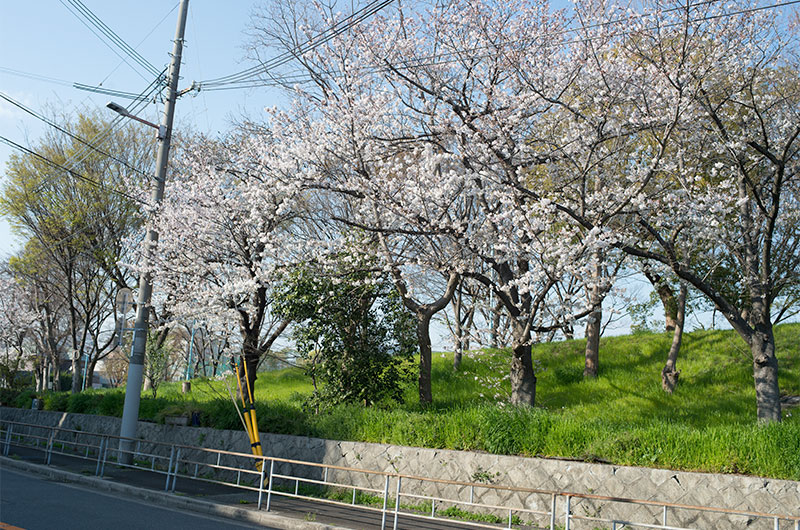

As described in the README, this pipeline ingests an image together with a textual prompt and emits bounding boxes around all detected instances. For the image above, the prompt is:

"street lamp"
[106,101,166,139]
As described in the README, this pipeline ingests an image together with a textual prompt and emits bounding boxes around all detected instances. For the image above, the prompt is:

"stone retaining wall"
[1,407,797,529]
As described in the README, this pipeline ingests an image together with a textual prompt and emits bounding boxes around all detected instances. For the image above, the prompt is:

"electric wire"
[0,92,154,180]
[196,0,389,86]
[196,0,395,89]
[72,3,179,101]
[60,0,162,79]
[0,135,145,205]
[0,67,74,87]
[1,5,177,293]
[88,1,179,91]
[195,0,800,92]
[60,70,166,177]
[1,67,167,273]
[73,82,163,101]
[1,72,164,203]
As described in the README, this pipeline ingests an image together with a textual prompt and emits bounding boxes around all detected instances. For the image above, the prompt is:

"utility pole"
[118,0,189,464]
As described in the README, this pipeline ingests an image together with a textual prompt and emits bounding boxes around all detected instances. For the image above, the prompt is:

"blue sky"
[0,0,284,257]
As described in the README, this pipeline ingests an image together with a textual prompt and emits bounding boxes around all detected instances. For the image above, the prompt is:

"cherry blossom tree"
[533,0,800,420]
[152,133,307,395]
[241,0,798,420]
[248,0,611,407]
[0,267,40,389]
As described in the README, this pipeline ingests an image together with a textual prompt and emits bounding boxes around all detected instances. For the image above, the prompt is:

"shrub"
[66,391,103,414]
[14,389,37,409]
[0,387,21,407]
[42,391,69,412]
[97,391,125,417]
[275,265,415,410]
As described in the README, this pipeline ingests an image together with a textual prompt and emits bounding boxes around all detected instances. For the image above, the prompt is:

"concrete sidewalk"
[0,444,482,530]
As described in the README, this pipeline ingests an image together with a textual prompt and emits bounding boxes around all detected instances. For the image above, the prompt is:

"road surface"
[0,467,271,530]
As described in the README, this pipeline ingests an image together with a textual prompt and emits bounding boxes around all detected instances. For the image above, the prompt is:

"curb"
[0,456,351,530]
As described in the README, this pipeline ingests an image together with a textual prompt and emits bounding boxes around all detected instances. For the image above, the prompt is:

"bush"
[14,389,37,409]
[0,387,21,407]
[97,391,125,417]
[66,391,103,414]
[58,373,72,391]
[42,392,69,412]
[276,265,416,410]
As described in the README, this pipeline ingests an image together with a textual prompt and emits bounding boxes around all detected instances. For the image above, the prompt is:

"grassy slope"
[29,324,800,479]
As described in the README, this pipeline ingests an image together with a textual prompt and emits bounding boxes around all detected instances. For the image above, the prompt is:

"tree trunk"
[584,254,603,378]
[87,359,98,389]
[34,364,44,392]
[509,321,536,406]
[417,313,433,406]
[661,284,687,393]
[751,326,781,422]
[490,300,502,348]
[50,356,61,392]
[463,307,474,352]
[642,268,678,332]
[71,355,81,393]
[583,307,601,378]
[452,292,463,371]
[240,333,260,404]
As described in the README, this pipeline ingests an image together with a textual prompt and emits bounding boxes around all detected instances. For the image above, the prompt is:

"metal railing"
[2,419,798,530]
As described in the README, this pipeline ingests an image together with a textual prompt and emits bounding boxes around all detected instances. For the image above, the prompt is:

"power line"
[73,82,164,101]
[3,71,166,265]
[60,0,162,80]
[0,66,74,87]
[196,0,799,92]
[196,0,395,89]
[61,70,166,175]
[0,134,146,205]
[0,92,155,181]
[90,1,179,90]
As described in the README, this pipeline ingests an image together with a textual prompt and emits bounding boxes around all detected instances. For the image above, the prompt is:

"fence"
[1,419,798,530]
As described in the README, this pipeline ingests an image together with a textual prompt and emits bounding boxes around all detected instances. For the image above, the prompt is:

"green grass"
[16,324,800,479]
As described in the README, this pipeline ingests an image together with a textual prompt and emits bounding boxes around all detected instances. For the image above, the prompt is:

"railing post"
[45,428,55,465]
[470,485,474,504]
[794,518,799,530]
[773,517,779,530]
[257,457,267,510]
[165,445,176,491]
[663,505,668,527]
[100,436,109,477]
[432,499,436,518]
[323,466,328,484]
[565,495,571,530]
[95,437,106,476]
[3,424,12,456]
[171,448,181,491]
[550,494,556,530]
[380,475,390,530]
[266,459,275,512]
[393,476,401,530]
[508,509,513,529]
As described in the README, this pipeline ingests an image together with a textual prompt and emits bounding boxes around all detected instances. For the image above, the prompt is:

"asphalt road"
[0,468,272,530]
